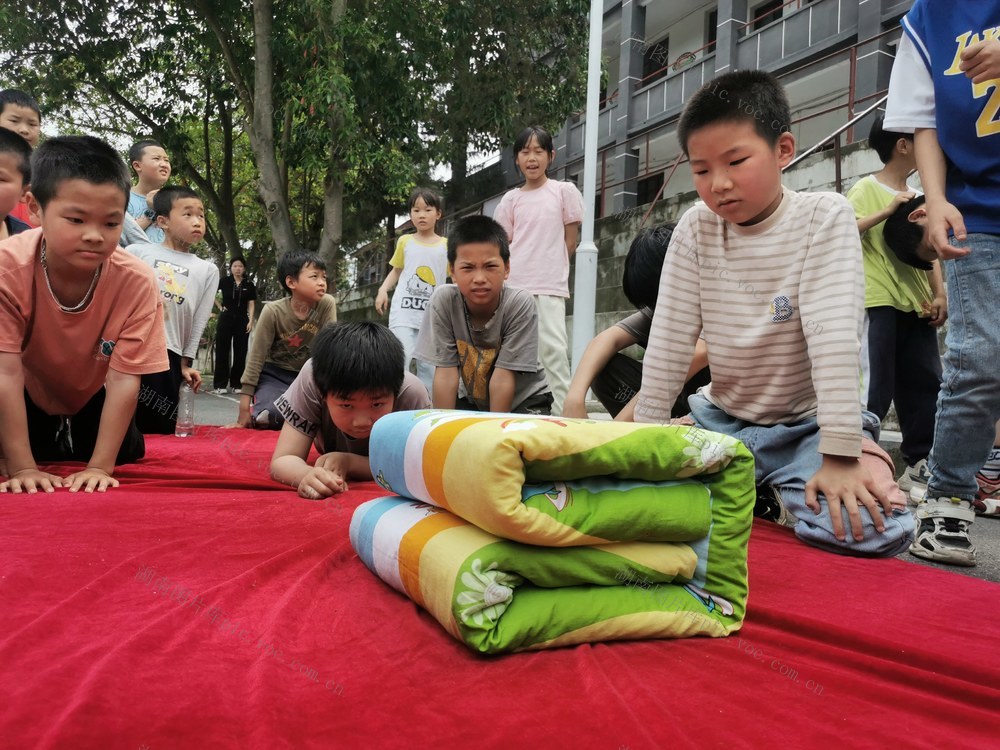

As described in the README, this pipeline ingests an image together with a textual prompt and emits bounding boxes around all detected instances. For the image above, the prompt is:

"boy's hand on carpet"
[298,466,347,499]
[64,467,119,493]
[805,456,893,542]
[1,468,64,494]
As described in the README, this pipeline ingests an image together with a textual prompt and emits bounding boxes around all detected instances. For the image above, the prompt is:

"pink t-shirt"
[493,179,583,298]
[0,228,168,415]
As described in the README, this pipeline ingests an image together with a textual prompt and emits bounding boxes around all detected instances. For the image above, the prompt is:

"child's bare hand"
[960,39,1000,84]
[925,198,969,259]
[805,455,894,542]
[297,466,348,499]
[375,289,390,315]
[64,467,119,493]
[1,468,64,494]
[921,295,948,327]
[561,396,589,419]
[888,190,917,213]
[181,365,203,393]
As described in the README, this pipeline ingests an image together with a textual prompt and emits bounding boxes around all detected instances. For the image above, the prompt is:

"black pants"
[136,350,184,435]
[863,306,942,465]
[25,388,145,465]
[214,311,250,390]
[591,353,712,419]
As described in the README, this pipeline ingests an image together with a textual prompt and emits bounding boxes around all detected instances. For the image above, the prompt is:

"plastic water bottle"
[175,382,195,437]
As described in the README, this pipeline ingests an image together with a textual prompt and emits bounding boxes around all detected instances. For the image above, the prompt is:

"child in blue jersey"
[885,1,1000,566]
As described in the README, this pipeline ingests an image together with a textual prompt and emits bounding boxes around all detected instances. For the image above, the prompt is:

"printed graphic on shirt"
[400,265,438,311]
[943,26,1000,138]
[457,340,498,402]
[284,321,320,352]
[770,295,794,322]
[93,337,117,361]
[152,260,189,308]
[274,394,318,435]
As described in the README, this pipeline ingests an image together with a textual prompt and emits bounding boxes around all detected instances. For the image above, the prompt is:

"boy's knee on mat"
[793,505,915,557]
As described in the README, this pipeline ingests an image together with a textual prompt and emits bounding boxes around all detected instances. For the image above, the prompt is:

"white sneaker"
[897,458,930,496]
[210,387,228,395]
[909,497,977,567]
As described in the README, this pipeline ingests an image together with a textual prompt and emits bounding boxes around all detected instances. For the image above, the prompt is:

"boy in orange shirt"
[0,136,167,494]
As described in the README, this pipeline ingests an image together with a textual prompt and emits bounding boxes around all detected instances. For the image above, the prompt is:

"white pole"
[571,0,603,372]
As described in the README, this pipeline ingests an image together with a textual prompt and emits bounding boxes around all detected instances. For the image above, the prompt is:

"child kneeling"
[269,321,430,499]
[0,136,167,493]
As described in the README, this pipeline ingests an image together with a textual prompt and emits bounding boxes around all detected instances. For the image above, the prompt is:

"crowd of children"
[0,0,997,570]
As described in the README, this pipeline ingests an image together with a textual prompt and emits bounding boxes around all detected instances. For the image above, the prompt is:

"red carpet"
[1,427,997,749]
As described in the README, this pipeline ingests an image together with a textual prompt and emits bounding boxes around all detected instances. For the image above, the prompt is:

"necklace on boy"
[40,242,102,313]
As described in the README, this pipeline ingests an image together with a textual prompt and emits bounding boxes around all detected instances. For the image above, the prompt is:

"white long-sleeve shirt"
[634,188,865,458]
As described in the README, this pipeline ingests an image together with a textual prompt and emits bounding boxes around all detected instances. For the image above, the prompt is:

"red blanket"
[1,428,998,748]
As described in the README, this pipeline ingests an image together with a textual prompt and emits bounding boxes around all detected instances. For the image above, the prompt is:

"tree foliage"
[0,0,589,289]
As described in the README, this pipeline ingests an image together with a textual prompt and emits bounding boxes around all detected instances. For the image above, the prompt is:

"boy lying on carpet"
[270,321,430,499]
[414,215,554,414]
[0,136,167,493]
[634,70,915,556]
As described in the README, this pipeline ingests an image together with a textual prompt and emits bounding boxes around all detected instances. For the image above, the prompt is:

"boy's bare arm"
[432,366,459,409]
[914,128,969,259]
[63,368,141,492]
[0,352,63,493]
[805,455,895,543]
[563,326,638,418]
[488,368,516,413]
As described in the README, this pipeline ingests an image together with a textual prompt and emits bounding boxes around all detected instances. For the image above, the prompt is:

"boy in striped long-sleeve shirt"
[634,71,915,556]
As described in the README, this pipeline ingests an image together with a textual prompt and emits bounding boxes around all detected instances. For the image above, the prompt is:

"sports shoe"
[897,458,930,497]
[210,387,228,395]
[754,485,796,528]
[254,409,270,428]
[909,497,977,566]
[974,471,1000,518]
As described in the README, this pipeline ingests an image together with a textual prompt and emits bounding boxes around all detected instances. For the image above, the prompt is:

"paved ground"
[190,390,1000,584]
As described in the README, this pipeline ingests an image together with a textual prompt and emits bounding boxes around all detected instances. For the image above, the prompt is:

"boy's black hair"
[29,135,131,210]
[0,89,41,119]
[446,215,509,265]
[311,321,405,399]
[513,125,555,155]
[867,115,912,165]
[678,71,790,154]
[408,187,443,212]
[883,194,932,270]
[277,249,326,293]
[0,127,32,184]
[152,185,200,216]
[622,222,676,309]
[128,139,163,169]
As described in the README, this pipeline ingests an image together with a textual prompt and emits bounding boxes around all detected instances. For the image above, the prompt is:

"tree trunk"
[447,138,469,216]
[250,0,299,260]
[316,0,347,273]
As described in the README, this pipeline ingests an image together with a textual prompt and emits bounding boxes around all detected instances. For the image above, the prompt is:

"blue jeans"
[689,393,914,557]
[927,233,1000,500]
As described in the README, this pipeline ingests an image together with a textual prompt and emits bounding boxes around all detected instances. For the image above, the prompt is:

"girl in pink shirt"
[493,126,583,413]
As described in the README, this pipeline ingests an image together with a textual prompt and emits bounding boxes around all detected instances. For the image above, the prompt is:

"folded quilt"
[354,411,756,652]
[350,496,744,654]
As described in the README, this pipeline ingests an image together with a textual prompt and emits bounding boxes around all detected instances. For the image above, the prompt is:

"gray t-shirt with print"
[413,284,550,411]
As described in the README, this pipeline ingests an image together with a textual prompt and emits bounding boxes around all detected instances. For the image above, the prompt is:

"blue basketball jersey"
[902,1,1000,234]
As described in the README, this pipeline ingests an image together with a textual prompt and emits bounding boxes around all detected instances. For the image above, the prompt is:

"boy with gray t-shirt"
[414,215,552,414]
